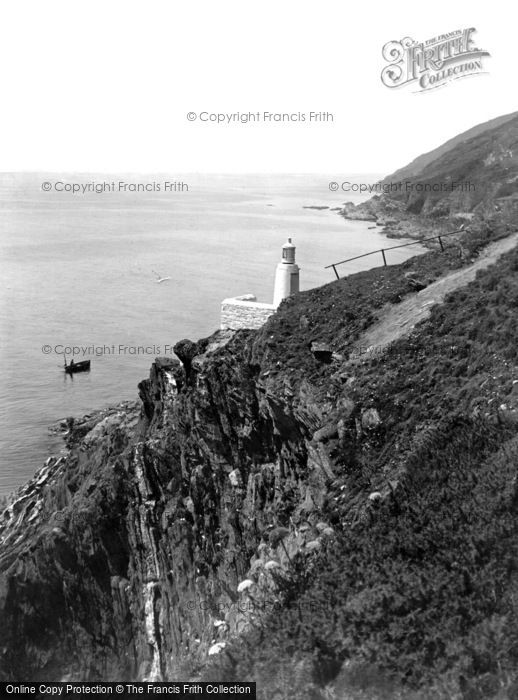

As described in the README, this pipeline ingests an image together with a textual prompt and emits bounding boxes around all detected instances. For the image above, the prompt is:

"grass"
[250,219,512,388]
[203,237,518,698]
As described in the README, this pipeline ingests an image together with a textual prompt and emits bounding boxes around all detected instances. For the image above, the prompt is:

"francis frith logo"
[381,28,490,91]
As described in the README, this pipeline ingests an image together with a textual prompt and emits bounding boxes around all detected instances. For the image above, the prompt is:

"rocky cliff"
[340,112,518,239]
[2,163,518,696]
[1,224,518,699]
[0,324,339,682]
[386,111,518,185]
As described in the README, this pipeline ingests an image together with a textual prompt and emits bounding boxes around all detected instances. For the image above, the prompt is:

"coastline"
[1,225,517,687]
[0,182,426,498]
[337,193,474,242]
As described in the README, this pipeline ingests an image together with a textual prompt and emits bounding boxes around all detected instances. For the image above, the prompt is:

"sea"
[0,173,426,496]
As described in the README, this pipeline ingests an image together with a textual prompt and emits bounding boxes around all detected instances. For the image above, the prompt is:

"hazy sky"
[0,0,514,175]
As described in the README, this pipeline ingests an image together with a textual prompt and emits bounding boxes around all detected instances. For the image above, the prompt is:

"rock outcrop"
[1,233,518,697]
[0,329,338,681]
[339,113,518,239]
[3,112,518,693]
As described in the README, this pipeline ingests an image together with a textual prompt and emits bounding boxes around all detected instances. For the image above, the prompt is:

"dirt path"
[350,232,518,358]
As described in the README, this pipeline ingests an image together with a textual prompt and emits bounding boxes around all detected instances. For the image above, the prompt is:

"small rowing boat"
[64,359,91,374]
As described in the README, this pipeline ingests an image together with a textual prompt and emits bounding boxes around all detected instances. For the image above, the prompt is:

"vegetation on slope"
[251,219,510,386]
[380,113,518,218]
[340,113,518,234]
[205,237,518,698]
[382,111,518,185]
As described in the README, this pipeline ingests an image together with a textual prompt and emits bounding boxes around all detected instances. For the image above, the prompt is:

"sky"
[0,0,514,175]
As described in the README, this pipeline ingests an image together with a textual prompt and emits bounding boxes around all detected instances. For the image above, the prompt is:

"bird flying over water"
[152,270,172,283]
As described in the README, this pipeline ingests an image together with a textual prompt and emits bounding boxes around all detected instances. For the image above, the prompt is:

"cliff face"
[2,220,518,695]
[340,113,518,237]
[0,330,334,681]
[387,113,518,218]
[385,111,518,185]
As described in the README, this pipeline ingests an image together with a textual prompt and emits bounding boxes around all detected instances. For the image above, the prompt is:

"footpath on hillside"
[349,231,518,359]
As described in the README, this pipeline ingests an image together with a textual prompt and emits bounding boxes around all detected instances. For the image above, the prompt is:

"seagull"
[152,270,172,284]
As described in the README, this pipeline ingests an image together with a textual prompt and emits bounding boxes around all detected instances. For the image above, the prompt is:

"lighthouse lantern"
[281,238,296,263]
[273,238,300,307]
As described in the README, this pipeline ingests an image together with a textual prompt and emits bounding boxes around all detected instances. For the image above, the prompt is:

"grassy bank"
[206,233,518,699]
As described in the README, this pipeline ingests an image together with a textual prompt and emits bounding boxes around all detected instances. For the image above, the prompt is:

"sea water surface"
[0,173,425,495]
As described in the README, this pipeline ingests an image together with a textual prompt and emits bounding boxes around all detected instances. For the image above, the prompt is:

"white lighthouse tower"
[220,238,301,330]
[273,238,300,307]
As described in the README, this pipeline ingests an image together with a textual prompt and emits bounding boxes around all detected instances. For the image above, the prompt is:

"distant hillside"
[383,112,518,217]
[2,112,518,699]
[341,111,518,237]
[383,111,518,184]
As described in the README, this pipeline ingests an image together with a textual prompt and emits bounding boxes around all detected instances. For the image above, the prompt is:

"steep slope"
[354,231,518,353]
[385,111,518,183]
[340,112,518,237]
[205,235,518,699]
[0,225,517,699]
[391,113,518,217]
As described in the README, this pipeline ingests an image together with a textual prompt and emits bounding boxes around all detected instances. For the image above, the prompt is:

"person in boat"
[70,359,74,368]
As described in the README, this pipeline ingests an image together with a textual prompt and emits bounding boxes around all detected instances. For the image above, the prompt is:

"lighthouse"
[273,238,300,307]
[220,238,300,330]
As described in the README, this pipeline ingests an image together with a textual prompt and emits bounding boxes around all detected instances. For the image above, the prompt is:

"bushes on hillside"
[206,245,518,698]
